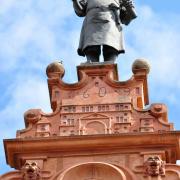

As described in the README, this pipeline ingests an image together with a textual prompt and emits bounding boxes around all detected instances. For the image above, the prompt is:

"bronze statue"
[72,0,137,63]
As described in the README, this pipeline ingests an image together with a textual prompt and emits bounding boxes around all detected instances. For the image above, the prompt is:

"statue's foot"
[104,54,118,62]
[91,59,99,63]
[86,55,99,63]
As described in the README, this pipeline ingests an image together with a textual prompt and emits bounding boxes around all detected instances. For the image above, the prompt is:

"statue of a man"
[72,0,137,63]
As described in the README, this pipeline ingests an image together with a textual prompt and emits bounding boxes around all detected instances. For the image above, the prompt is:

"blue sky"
[0,0,180,174]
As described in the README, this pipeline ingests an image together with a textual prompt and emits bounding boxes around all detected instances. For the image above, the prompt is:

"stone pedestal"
[1,61,180,180]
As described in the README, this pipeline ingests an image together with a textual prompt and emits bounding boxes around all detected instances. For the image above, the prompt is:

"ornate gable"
[2,61,180,180]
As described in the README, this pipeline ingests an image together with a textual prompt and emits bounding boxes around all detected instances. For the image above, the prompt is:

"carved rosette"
[144,156,165,177]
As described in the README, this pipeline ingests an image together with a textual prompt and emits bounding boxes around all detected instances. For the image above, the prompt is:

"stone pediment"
[81,113,110,120]
[16,64,174,139]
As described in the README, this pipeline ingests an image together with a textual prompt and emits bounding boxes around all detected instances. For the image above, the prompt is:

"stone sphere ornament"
[132,59,150,74]
[46,61,65,78]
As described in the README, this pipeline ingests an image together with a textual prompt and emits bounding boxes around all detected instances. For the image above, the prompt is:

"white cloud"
[0,0,16,14]
[0,72,52,173]
[0,74,51,138]
[141,6,179,85]
[0,0,76,72]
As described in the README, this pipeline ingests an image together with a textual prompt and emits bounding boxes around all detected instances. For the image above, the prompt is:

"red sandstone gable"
[1,60,180,180]
[18,62,173,138]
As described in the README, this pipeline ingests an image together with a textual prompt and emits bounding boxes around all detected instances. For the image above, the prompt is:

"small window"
[136,87,140,95]
[125,105,128,109]
[68,107,71,113]
[102,106,105,111]
[67,119,71,125]
[114,131,119,134]
[82,107,85,112]
[106,105,109,111]
[70,130,75,135]
[120,104,123,109]
[55,91,59,98]
[116,117,119,123]
[120,117,123,122]
[86,106,89,112]
[90,106,93,112]
[71,119,74,125]
[115,105,119,111]
[73,106,76,112]
[40,133,45,137]
[41,125,46,131]
[67,119,74,125]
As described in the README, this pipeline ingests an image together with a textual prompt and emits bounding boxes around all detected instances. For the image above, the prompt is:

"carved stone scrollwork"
[83,90,89,98]
[150,104,167,120]
[21,162,41,180]
[144,156,165,177]
[24,109,41,127]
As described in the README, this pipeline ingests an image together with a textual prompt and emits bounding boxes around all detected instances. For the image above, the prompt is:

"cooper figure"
[72,0,137,63]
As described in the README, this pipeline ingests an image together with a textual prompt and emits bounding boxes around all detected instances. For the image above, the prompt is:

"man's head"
[22,162,40,180]
[144,156,165,177]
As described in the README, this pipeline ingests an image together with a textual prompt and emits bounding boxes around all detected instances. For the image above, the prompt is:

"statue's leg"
[84,45,101,62]
[103,45,119,62]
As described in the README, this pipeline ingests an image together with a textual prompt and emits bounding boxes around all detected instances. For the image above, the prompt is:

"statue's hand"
[77,0,87,10]
[73,0,87,17]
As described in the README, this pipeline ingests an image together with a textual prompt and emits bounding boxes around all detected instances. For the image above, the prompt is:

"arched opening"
[57,162,127,180]
[85,121,106,135]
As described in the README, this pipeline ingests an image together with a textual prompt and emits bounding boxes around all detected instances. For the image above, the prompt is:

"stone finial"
[21,162,41,180]
[132,59,150,74]
[144,156,165,177]
[46,61,65,78]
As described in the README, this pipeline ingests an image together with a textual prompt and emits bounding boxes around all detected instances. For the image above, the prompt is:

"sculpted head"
[22,162,40,180]
[144,156,165,177]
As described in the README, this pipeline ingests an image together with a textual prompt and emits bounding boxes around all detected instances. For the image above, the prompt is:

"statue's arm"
[72,0,87,17]
[120,0,137,25]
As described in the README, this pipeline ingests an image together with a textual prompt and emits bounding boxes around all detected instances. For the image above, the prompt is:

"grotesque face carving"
[22,162,40,180]
[144,156,165,177]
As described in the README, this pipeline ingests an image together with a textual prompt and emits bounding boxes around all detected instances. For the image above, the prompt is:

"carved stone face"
[22,162,40,180]
[144,156,165,177]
